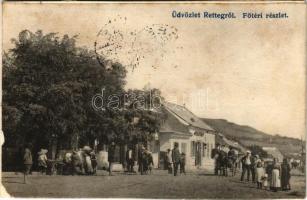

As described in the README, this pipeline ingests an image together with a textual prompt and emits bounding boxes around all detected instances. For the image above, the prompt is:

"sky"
[2,2,306,139]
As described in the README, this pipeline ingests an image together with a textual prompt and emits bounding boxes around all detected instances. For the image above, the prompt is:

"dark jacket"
[23,148,33,165]
[211,148,220,159]
[146,153,154,166]
[218,150,227,163]
[180,154,186,165]
[108,145,116,162]
[250,156,257,168]
[172,148,181,163]
[228,149,236,157]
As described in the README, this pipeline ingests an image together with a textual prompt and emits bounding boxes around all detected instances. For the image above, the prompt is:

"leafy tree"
[3,30,164,154]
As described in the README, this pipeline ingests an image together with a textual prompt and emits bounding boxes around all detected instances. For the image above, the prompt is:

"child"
[256,161,264,189]
[262,173,269,190]
[90,151,97,175]
[180,153,186,175]
[147,151,154,174]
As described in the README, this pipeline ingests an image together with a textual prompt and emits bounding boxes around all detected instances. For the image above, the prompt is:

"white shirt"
[245,156,251,165]
[167,151,172,163]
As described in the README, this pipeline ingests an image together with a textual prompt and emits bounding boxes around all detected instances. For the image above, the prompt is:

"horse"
[217,153,239,177]
[218,151,228,177]
[227,156,238,177]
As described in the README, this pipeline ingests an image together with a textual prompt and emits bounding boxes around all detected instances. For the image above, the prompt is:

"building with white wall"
[150,102,216,171]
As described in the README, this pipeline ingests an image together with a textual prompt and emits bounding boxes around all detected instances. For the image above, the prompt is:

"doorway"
[195,142,202,166]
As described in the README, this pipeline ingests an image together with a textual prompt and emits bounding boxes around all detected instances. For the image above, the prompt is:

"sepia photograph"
[1,2,306,199]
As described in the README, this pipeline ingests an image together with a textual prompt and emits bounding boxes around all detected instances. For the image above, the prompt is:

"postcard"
[1,2,306,199]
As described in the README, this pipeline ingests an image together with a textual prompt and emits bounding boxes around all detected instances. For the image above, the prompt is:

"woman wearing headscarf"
[72,150,84,175]
[83,146,93,175]
[37,149,48,174]
[23,143,33,175]
[281,158,291,191]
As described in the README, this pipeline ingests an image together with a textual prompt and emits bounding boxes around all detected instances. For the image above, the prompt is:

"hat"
[246,150,251,154]
[82,146,92,152]
[38,149,48,155]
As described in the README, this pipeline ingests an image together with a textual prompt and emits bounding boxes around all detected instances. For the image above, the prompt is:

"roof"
[163,101,215,131]
[159,106,191,135]
[216,133,247,153]
[262,147,284,159]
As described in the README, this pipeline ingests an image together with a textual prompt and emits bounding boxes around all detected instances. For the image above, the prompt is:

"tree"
[3,30,164,155]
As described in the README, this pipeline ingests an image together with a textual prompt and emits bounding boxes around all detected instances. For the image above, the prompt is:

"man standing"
[166,149,173,174]
[250,154,257,183]
[211,143,221,175]
[138,145,145,175]
[126,146,134,173]
[219,146,228,176]
[241,151,252,181]
[108,142,116,176]
[172,143,180,176]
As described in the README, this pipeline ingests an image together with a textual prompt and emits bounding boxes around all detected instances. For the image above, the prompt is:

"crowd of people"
[21,142,292,193]
[211,143,292,192]
[242,151,291,192]
[165,143,186,176]
[22,144,99,176]
[21,142,157,177]
[108,142,154,175]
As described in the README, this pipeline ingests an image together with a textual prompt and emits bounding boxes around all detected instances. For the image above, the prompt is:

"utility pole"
[301,135,305,173]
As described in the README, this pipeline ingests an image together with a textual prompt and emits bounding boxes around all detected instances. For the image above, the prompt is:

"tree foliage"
[3,30,164,150]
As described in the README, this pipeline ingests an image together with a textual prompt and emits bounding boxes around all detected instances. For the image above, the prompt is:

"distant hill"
[201,118,304,157]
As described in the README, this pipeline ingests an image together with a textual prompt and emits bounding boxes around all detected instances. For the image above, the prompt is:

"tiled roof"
[163,101,215,131]
[160,105,191,135]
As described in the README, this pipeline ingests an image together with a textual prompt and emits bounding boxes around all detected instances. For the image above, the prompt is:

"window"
[202,143,206,157]
[174,142,179,149]
[181,143,187,154]
[207,143,210,157]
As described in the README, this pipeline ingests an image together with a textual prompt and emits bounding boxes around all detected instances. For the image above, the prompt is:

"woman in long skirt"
[281,158,291,191]
[271,162,281,192]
